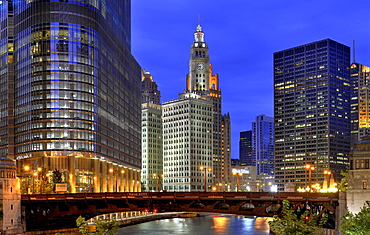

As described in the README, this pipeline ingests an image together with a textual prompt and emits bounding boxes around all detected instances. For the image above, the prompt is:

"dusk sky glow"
[131,0,370,158]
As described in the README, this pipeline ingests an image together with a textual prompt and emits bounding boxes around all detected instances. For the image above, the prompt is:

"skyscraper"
[162,23,230,192]
[252,115,274,176]
[141,71,163,191]
[162,93,213,191]
[185,24,228,188]
[3,1,142,193]
[274,39,351,191]
[239,131,252,165]
[142,70,161,105]
[350,63,370,147]
[221,113,232,190]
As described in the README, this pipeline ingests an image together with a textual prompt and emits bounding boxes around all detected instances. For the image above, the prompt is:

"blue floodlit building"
[0,0,142,193]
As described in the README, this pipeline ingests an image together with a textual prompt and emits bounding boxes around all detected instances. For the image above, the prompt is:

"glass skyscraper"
[1,0,141,193]
[239,130,252,165]
[252,115,274,176]
[274,39,350,191]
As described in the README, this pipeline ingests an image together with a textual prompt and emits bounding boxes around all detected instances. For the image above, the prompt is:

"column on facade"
[93,158,100,193]
[108,163,114,192]
[101,161,107,192]
[129,169,134,192]
[125,167,129,192]
[134,170,139,192]
[68,155,76,193]
[120,167,127,192]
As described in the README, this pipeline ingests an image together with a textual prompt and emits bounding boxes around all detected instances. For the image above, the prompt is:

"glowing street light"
[24,165,30,172]
[199,166,212,192]
[305,164,315,192]
[153,173,163,192]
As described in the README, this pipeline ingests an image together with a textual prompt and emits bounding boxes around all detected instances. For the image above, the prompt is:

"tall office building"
[185,24,229,188]
[141,71,163,192]
[1,1,142,193]
[350,63,370,147]
[252,115,274,176]
[162,93,213,191]
[142,70,161,105]
[274,39,351,191]
[162,24,229,191]
[239,131,253,165]
[221,113,231,190]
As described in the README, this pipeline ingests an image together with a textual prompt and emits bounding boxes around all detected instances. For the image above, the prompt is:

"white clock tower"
[185,23,228,191]
[186,24,219,94]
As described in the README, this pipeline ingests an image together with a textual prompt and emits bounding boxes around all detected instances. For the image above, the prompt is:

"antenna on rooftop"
[352,39,356,63]
[198,14,201,25]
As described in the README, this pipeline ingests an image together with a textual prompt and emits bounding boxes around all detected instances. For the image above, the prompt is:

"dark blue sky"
[131,0,370,158]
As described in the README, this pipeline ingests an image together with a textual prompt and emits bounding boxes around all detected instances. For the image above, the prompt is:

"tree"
[76,216,119,235]
[50,170,63,192]
[339,201,370,235]
[337,168,348,192]
[268,200,327,235]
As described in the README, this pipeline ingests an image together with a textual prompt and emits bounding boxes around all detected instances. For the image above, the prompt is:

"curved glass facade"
[0,0,141,193]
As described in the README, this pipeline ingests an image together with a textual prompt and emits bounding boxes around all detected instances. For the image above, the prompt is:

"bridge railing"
[22,191,340,201]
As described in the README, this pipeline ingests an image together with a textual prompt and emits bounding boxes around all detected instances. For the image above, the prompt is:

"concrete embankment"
[25,212,179,235]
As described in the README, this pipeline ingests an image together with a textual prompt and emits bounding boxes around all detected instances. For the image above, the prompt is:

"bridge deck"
[21,192,339,231]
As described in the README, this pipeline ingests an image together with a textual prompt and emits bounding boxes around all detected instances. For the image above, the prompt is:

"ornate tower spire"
[186,21,220,95]
[186,22,209,93]
[194,22,205,43]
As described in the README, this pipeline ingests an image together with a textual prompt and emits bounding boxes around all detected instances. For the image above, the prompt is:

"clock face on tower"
[196,62,205,71]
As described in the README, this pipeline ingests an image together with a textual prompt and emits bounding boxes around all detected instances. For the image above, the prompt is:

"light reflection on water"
[118,214,273,235]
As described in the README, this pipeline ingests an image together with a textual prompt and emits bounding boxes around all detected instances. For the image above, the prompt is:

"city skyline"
[131,0,370,158]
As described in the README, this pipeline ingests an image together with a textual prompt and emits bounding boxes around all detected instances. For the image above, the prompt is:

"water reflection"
[212,216,228,234]
[118,214,273,235]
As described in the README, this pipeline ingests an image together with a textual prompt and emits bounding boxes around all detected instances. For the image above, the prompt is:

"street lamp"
[37,167,43,193]
[109,168,125,192]
[199,166,212,192]
[323,170,332,192]
[32,172,38,194]
[305,164,315,192]
[232,171,243,192]
[152,173,163,192]
[22,165,31,194]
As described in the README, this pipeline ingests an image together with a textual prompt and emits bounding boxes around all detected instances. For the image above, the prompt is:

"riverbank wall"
[24,212,179,235]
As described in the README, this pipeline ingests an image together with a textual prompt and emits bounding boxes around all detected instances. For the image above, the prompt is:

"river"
[118,213,273,235]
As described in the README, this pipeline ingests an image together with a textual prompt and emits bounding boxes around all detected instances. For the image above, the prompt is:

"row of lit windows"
[16,142,94,153]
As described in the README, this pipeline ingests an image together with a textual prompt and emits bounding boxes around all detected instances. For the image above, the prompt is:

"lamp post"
[23,165,30,194]
[24,165,45,194]
[152,173,163,192]
[232,171,243,192]
[37,167,43,194]
[323,170,331,192]
[199,166,212,192]
[305,164,315,192]
[32,172,38,194]
[109,168,125,192]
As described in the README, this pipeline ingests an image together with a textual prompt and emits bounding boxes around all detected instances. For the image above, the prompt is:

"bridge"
[21,191,341,231]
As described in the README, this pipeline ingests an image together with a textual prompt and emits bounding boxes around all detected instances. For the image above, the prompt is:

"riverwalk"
[25,211,179,235]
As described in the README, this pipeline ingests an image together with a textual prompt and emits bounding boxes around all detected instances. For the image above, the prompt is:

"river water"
[118,213,273,235]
